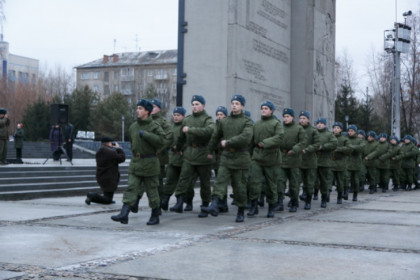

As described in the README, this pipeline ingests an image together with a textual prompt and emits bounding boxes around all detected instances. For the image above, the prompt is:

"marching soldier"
[364,131,380,194]
[169,95,215,217]
[315,118,337,208]
[357,129,368,191]
[346,125,365,201]
[377,133,393,192]
[247,100,283,218]
[388,136,402,191]
[111,99,165,225]
[393,135,419,190]
[202,94,253,222]
[214,106,229,213]
[332,122,350,204]
[278,108,307,212]
[299,110,319,210]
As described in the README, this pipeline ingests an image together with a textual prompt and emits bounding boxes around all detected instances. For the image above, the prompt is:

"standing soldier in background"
[111,99,165,226]
[298,110,319,210]
[346,125,365,201]
[315,118,337,208]
[0,108,10,165]
[169,95,215,217]
[214,106,229,213]
[151,98,173,200]
[331,122,350,204]
[278,108,307,212]
[393,135,419,191]
[388,136,402,191]
[202,95,253,222]
[364,131,380,194]
[377,133,393,192]
[14,123,24,160]
[247,100,283,218]
[357,130,367,191]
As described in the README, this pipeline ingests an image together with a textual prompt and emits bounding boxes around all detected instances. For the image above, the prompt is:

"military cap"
[136,99,154,112]
[389,135,399,142]
[231,94,246,106]
[0,108,6,114]
[299,110,311,119]
[261,100,276,111]
[357,129,366,137]
[151,98,162,108]
[100,136,113,143]
[368,130,377,138]
[191,95,206,105]
[348,124,357,132]
[333,122,343,129]
[173,106,186,116]
[316,117,327,125]
[216,106,228,117]
[378,133,388,139]
[282,108,295,117]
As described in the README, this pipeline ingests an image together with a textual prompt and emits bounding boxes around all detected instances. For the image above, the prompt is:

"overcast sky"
[2,0,419,95]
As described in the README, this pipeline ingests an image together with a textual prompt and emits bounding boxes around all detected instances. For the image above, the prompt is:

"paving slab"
[93,239,420,280]
[0,271,25,280]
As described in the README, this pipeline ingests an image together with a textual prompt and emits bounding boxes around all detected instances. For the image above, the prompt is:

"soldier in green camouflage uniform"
[364,131,380,194]
[388,136,402,191]
[278,108,307,212]
[151,98,173,199]
[376,133,393,192]
[393,135,419,190]
[332,122,350,204]
[202,95,253,222]
[247,100,283,218]
[169,95,215,217]
[111,99,165,226]
[357,130,368,191]
[298,110,319,210]
[346,125,365,201]
[315,118,337,208]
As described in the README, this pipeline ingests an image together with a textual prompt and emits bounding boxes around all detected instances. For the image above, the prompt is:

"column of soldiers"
[110,96,420,226]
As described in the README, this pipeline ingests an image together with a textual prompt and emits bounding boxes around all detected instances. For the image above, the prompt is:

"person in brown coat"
[85,136,126,205]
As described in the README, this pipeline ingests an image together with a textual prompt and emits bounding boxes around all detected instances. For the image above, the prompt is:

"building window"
[93,85,99,92]
[104,72,109,82]
[104,85,110,95]
[148,70,154,76]
[93,72,99,79]
[173,68,177,76]
[81,72,90,80]
[114,85,119,92]
[114,71,119,79]
[122,68,133,76]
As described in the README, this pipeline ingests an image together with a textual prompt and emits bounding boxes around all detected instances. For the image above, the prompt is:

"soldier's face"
[283,114,293,124]
[136,106,149,119]
[216,112,226,120]
[231,101,244,114]
[405,138,411,144]
[390,139,397,145]
[260,106,272,117]
[368,136,375,141]
[152,105,160,115]
[299,116,309,126]
[358,134,365,139]
[192,101,204,113]
[348,129,356,137]
[316,122,326,130]
[333,126,342,135]
[173,113,184,123]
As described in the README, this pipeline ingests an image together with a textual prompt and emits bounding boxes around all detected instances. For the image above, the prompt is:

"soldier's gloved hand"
[139,130,145,137]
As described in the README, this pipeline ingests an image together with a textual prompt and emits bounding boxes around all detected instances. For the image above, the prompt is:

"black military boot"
[130,195,141,213]
[320,194,327,208]
[304,195,312,210]
[289,199,298,212]
[202,196,220,216]
[407,184,413,191]
[392,185,399,191]
[352,192,358,201]
[247,199,259,217]
[160,194,170,211]
[111,204,130,224]
[169,195,184,213]
[369,185,375,194]
[219,195,229,213]
[258,192,265,207]
[274,194,284,212]
[337,192,343,204]
[86,192,114,204]
[267,204,275,218]
[313,189,319,200]
[235,207,245,223]
[198,202,209,218]
[184,198,193,211]
[146,208,160,225]
[343,188,349,200]
[359,182,365,192]
[299,190,307,202]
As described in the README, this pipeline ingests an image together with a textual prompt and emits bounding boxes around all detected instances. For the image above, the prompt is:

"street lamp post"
[384,11,412,139]
[121,115,125,143]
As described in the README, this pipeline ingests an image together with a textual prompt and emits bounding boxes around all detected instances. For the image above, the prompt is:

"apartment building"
[75,50,177,113]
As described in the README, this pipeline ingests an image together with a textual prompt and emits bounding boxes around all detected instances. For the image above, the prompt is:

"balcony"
[154,74,168,80]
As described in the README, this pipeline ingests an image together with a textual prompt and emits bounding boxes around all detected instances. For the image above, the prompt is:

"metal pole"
[392,23,401,139]
[121,115,125,142]
[176,0,187,106]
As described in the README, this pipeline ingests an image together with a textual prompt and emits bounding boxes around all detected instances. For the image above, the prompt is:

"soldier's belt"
[190,143,207,148]
[134,153,157,159]
[225,147,248,153]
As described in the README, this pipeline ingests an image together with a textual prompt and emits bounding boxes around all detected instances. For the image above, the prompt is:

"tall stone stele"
[179,0,335,122]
